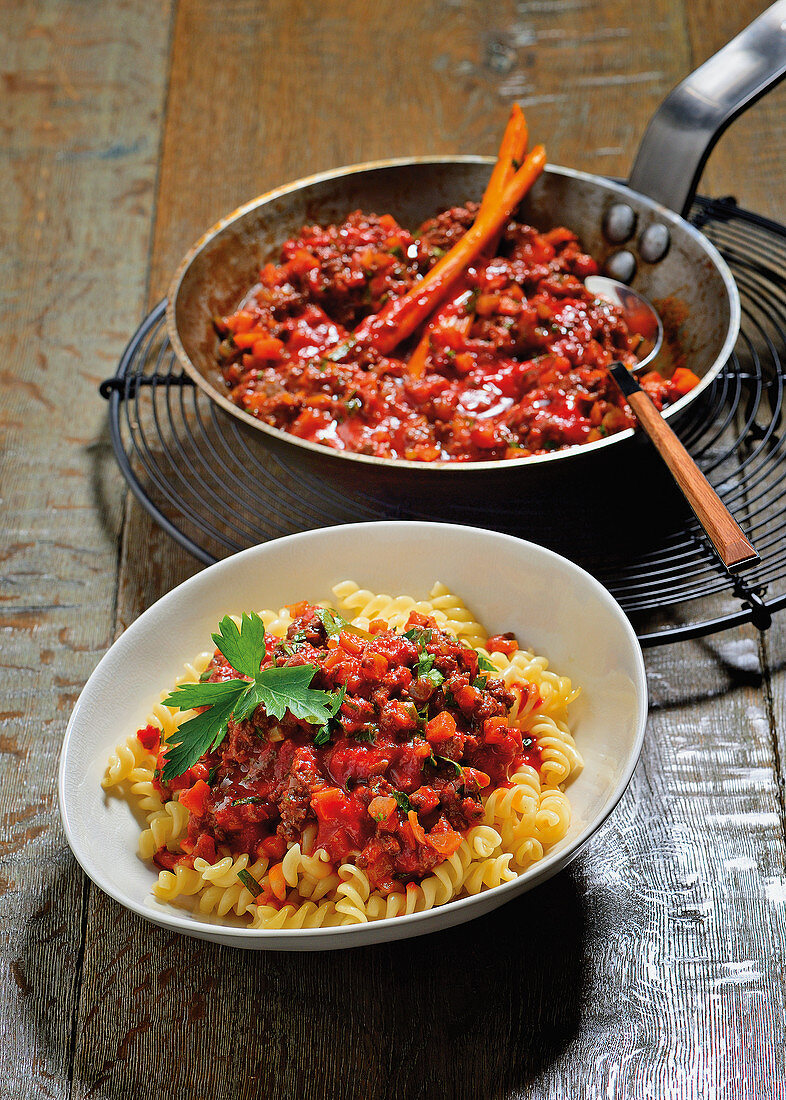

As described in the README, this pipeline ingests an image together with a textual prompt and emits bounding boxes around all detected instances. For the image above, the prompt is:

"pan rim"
[166,157,741,475]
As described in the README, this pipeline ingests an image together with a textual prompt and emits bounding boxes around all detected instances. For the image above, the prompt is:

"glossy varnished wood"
[3,2,786,1098]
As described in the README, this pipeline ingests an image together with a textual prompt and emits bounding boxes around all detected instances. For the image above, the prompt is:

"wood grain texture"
[0,1,173,1097]
[4,0,786,1097]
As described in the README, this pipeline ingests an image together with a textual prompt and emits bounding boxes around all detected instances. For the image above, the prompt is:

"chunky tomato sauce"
[215,205,698,461]
[145,606,541,894]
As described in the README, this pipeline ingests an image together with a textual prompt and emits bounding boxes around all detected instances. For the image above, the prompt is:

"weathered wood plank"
[0,0,778,1097]
[0,1,173,1097]
[61,2,786,1099]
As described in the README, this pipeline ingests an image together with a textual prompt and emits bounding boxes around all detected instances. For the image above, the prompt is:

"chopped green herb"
[392,790,414,814]
[313,682,347,747]
[199,666,214,682]
[351,727,377,744]
[237,869,264,896]
[160,612,344,782]
[207,765,219,786]
[427,754,464,778]
[325,337,357,362]
[464,287,480,315]
[477,654,496,672]
[389,244,404,259]
[231,796,263,806]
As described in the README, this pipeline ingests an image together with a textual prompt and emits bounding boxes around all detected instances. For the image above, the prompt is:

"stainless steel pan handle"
[628,1,786,216]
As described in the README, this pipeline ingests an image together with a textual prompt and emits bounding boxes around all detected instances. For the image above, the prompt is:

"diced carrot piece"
[369,796,397,824]
[487,633,519,656]
[339,630,365,656]
[671,367,701,395]
[267,862,288,902]
[428,827,463,857]
[251,336,285,361]
[425,712,457,744]
[408,810,429,846]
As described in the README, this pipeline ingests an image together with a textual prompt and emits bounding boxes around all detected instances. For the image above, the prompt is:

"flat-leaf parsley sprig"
[160,612,344,783]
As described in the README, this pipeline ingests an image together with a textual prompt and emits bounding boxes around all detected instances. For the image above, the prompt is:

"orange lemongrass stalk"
[407,105,529,377]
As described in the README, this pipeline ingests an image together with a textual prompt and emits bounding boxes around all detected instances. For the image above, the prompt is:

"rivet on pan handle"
[628,2,786,217]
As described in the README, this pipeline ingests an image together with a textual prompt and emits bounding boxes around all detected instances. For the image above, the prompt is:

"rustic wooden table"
[3,2,786,1097]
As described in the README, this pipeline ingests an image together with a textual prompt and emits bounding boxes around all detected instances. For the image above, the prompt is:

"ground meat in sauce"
[152,605,541,893]
[214,204,697,463]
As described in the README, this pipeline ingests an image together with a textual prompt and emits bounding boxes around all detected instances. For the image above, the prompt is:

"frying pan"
[167,4,786,504]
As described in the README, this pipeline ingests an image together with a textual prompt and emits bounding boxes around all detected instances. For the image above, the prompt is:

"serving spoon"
[586,276,758,570]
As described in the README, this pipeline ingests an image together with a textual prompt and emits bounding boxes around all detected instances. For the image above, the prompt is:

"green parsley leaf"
[392,790,413,814]
[161,692,240,783]
[254,664,337,723]
[162,678,248,711]
[231,796,263,806]
[315,607,373,641]
[160,612,345,782]
[212,613,267,679]
[472,674,488,689]
[207,765,219,785]
[477,654,496,672]
[237,869,264,896]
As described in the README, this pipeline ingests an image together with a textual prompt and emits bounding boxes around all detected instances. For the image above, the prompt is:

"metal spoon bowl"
[584,275,664,370]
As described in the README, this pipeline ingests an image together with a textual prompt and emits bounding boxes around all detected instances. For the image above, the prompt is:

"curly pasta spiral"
[102,734,155,789]
[153,864,203,903]
[335,864,372,923]
[249,900,347,929]
[138,800,190,860]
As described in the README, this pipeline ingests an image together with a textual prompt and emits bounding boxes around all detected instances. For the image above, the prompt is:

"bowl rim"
[165,155,740,475]
[59,520,649,945]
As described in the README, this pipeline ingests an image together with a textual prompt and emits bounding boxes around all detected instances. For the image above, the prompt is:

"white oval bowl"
[59,522,647,950]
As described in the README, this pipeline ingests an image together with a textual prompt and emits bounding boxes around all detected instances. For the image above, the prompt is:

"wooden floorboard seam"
[142,0,178,317]
[759,630,786,832]
[66,874,92,1099]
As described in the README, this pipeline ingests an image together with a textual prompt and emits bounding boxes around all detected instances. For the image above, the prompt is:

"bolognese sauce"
[147,604,541,895]
[214,205,698,462]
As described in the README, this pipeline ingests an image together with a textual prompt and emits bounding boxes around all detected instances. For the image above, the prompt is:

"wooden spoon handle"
[610,365,758,570]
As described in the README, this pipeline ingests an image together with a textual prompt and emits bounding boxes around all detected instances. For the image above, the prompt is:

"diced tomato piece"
[136,724,160,752]
[179,779,210,817]
[338,630,364,656]
[260,834,287,861]
[192,833,217,864]
[152,847,181,871]
[368,619,389,634]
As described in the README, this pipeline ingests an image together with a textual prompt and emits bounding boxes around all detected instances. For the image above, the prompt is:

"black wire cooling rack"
[101,197,786,646]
